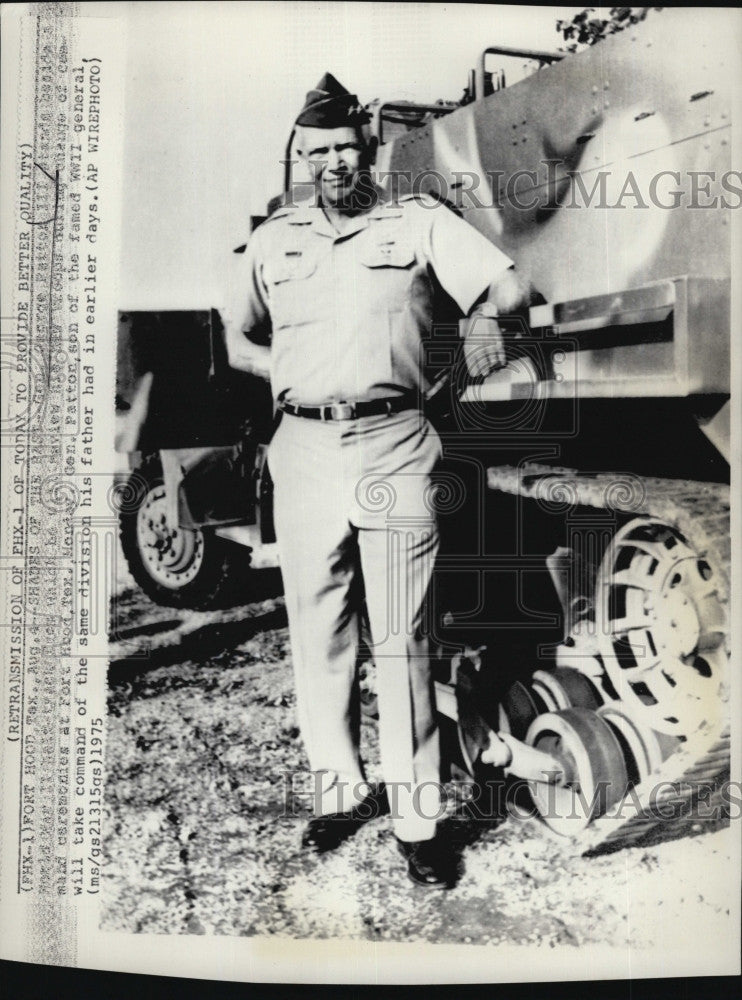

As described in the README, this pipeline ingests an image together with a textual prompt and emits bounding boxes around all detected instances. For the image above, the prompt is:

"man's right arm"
[225,326,271,380]
[223,227,272,381]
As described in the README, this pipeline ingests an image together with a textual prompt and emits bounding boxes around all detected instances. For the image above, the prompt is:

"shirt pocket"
[357,240,417,388]
[358,237,416,319]
[265,250,318,330]
[359,240,416,271]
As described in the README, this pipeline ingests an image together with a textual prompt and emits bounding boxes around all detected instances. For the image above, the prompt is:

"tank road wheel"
[531,671,564,712]
[525,708,629,836]
[595,518,727,738]
[499,667,602,740]
[532,668,602,713]
[119,457,237,609]
[498,680,542,740]
[597,704,674,787]
[551,667,603,710]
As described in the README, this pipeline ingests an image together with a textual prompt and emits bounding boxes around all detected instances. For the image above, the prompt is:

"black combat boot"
[395,833,457,890]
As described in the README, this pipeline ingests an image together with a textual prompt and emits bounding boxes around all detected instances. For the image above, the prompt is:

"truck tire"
[119,455,242,609]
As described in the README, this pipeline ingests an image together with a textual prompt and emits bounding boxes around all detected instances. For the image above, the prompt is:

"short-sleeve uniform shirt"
[227,194,513,405]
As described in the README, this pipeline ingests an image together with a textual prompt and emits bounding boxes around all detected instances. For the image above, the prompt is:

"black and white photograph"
[1,1,740,985]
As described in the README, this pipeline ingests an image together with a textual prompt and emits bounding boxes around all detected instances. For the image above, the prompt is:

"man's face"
[300,125,368,208]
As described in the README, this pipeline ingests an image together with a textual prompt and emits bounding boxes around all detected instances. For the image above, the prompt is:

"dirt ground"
[102,564,736,952]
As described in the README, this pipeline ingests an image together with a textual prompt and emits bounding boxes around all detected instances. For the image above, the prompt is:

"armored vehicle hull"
[116,9,734,849]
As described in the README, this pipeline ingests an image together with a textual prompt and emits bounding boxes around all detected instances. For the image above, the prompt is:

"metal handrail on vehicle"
[475,45,564,100]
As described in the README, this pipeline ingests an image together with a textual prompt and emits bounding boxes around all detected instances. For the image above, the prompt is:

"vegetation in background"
[557,6,664,52]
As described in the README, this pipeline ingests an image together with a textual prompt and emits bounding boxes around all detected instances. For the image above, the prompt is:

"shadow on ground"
[109,603,288,682]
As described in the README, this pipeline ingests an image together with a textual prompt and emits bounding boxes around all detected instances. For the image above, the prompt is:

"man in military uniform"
[226,74,520,889]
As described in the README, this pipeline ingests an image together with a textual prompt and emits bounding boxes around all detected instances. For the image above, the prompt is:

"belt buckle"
[327,401,355,421]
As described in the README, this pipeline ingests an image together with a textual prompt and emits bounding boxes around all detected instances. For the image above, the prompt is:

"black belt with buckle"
[278,394,418,421]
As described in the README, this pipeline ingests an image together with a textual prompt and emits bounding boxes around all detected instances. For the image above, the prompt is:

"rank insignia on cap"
[295,72,370,128]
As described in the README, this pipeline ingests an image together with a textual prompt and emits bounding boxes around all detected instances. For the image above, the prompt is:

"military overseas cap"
[295,72,370,128]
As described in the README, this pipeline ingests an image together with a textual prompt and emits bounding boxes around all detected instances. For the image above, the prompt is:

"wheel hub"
[657,568,700,661]
[137,485,205,588]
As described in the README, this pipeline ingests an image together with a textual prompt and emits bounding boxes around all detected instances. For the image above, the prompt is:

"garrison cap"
[295,72,370,128]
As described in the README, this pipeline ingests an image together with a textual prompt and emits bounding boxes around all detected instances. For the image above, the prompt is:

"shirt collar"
[276,182,394,240]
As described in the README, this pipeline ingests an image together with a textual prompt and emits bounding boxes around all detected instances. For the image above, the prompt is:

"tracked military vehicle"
[116,8,734,851]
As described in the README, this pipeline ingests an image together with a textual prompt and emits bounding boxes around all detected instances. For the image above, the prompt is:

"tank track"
[486,463,731,855]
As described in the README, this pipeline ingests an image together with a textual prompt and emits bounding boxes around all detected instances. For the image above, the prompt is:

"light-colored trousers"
[269,409,442,842]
